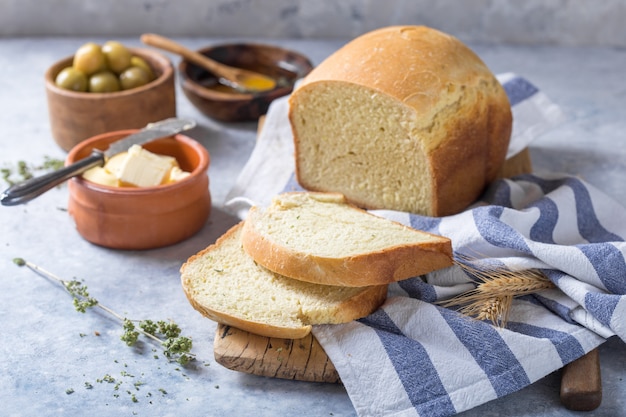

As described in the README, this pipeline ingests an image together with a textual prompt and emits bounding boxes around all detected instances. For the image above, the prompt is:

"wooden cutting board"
[214,323,339,383]
[212,122,601,409]
[214,322,601,410]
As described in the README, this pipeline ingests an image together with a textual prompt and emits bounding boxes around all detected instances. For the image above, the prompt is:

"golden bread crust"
[241,192,453,287]
[289,26,512,216]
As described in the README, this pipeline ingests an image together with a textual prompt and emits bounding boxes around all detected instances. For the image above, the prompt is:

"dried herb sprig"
[438,255,555,327]
[14,258,195,365]
[2,156,64,186]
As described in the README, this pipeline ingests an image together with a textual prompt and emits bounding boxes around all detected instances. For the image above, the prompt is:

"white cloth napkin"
[225,74,626,417]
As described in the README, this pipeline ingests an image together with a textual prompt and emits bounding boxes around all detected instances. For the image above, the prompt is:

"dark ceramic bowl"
[179,43,313,122]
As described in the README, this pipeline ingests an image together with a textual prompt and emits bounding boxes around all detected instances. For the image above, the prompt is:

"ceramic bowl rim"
[65,128,210,195]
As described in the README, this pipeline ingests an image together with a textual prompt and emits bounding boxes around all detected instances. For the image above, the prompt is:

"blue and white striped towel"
[225,74,626,416]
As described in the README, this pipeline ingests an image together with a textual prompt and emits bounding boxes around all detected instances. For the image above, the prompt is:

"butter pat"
[166,166,191,183]
[82,166,120,187]
[82,145,191,188]
[118,145,178,187]
[103,152,128,178]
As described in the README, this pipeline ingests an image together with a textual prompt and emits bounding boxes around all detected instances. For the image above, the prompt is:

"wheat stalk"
[438,255,555,327]
[463,295,513,326]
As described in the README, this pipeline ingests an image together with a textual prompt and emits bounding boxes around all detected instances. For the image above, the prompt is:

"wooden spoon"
[140,33,276,93]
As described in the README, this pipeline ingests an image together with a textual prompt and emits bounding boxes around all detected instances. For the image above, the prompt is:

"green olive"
[73,42,106,76]
[102,40,132,74]
[55,66,88,92]
[88,71,121,93]
[129,56,155,81]
[119,66,150,90]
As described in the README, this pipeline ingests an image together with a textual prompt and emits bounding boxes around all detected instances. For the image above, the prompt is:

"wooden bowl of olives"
[178,43,314,122]
[45,41,176,152]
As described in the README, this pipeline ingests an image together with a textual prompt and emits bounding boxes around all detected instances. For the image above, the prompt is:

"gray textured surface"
[1,0,626,47]
[0,36,625,416]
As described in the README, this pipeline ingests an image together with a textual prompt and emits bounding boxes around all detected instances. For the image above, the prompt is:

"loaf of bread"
[242,192,453,287]
[288,25,512,216]
[180,222,388,339]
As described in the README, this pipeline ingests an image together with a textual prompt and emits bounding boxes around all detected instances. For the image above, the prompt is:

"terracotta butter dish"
[66,129,211,250]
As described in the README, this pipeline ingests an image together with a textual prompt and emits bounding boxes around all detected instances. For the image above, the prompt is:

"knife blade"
[0,117,197,206]
[103,118,196,158]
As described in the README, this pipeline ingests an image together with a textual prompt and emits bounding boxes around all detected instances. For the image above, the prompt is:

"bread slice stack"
[181,192,453,339]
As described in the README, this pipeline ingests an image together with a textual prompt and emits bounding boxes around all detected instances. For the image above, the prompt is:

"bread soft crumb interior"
[258,192,433,257]
[181,225,376,328]
[291,82,433,213]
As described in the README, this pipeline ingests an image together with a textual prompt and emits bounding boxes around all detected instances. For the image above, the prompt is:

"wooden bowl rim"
[178,41,313,101]
[45,47,174,98]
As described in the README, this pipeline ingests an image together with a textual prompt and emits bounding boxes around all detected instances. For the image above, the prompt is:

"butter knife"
[0,117,197,206]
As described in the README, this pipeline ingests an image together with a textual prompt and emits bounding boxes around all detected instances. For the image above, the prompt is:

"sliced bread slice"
[241,192,453,287]
[180,222,388,339]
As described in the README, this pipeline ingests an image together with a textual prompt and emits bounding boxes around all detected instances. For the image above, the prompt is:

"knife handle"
[0,150,105,206]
